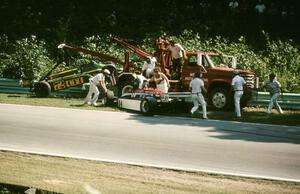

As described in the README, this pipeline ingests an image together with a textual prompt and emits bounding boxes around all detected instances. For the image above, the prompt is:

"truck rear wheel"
[140,97,157,116]
[209,87,232,110]
[34,81,51,97]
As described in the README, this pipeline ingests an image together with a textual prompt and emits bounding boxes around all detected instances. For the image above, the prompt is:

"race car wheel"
[102,90,115,106]
[140,97,157,116]
[34,81,51,97]
[118,81,134,97]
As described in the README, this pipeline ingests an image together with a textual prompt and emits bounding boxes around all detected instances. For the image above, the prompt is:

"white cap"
[103,69,110,75]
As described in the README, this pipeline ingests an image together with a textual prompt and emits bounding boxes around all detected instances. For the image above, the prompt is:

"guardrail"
[1,78,300,109]
[248,92,300,110]
[0,78,86,97]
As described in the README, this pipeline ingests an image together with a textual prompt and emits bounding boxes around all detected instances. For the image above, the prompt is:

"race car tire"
[34,81,51,97]
[102,90,115,106]
[118,81,134,97]
[140,97,157,116]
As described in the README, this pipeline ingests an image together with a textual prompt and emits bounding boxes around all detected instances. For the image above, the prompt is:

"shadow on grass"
[70,103,86,107]
[7,94,22,98]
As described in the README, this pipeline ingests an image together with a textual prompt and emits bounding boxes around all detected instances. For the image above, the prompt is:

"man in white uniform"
[189,72,207,119]
[142,56,157,78]
[133,72,147,90]
[149,67,170,94]
[84,69,110,106]
[169,39,186,79]
[264,73,283,114]
[231,69,246,118]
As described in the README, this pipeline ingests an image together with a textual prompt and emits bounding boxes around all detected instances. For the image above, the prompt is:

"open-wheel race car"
[118,86,192,116]
[32,61,116,98]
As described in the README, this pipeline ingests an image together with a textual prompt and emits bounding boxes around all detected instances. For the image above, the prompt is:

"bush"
[263,34,300,92]
[0,35,53,80]
[1,32,299,93]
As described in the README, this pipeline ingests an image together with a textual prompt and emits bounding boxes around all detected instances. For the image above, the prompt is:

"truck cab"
[179,52,257,110]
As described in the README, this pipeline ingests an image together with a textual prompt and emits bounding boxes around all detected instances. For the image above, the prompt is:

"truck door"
[181,54,208,87]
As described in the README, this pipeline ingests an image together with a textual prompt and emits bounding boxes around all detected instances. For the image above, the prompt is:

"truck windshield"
[207,54,228,68]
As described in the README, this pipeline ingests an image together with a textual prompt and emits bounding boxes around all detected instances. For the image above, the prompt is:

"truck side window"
[203,56,209,67]
[188,56,198,66]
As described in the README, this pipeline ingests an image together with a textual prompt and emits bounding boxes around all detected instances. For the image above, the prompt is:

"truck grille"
[241,74,255,88]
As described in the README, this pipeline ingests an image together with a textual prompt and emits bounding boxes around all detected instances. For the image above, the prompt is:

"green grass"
[1,151,300,194]
[1,94,300,193]
[0,93,299,126]
[0,93,119,112]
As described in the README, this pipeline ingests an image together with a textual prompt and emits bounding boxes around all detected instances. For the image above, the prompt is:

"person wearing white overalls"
[84,69,110,106]
[189,72,208,119]
[231,70,246,118]
[265,73,283,114]
[142,56,157,78]
[149,66,170,94]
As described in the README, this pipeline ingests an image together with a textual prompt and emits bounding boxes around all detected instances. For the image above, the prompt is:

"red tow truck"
[59,36,258,114]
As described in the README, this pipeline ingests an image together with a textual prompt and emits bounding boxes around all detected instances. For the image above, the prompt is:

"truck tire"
[34,81,51,97]
[140,97,157,116]
[209,87,232,110]
[118,81,134,97]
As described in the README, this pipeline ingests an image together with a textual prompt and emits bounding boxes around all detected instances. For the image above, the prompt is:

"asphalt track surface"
[0,103,300,182]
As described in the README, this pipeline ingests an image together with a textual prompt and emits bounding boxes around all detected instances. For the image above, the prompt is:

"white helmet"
[103,69,110,75]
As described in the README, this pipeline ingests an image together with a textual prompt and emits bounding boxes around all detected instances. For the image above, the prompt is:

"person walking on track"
[264,73,283,114]
[189,72,208,119]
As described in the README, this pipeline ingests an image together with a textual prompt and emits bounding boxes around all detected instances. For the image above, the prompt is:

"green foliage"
[0,31,299,93]
[263,34,300,92]
[0,35,53,80]
[0,34,20,79]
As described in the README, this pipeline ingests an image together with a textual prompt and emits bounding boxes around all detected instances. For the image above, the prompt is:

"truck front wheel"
[209,87,232,110]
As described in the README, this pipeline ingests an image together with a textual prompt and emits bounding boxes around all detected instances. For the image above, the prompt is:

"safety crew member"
[84,69,110,106]
[169,39,186,79]
[264,73,283,114]
[231,69,246,118]
[189,72,208,119]
[142,56,157,78]
[133,72,147,91]
[149,67,170,94]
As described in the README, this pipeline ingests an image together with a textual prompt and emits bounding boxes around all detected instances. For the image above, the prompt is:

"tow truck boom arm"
[58,43,126,66]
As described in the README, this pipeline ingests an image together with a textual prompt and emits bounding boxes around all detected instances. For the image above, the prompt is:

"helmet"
[103,69,110,75]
